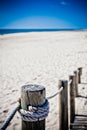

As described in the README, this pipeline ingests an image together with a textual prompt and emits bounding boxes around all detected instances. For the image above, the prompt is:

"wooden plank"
[71,123,87,127]
[71,120,87,130]
[71,127,87,130]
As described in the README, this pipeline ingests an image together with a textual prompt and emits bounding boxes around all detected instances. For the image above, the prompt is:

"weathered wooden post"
[21,84,46,130]
[74,71,78,97]
[78,67,82,83]
[58,80,68,130]
[69,75,75,129]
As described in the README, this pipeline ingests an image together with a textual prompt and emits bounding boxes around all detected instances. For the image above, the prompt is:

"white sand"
[0,31,87,130]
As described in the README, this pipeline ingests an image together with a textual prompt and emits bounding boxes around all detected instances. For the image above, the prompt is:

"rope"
[19,87,63,122]
[68,79,72,85]
[47,87,63,100]
[19,99,49,122]
[0,104,20,130]
[0,87,63,126]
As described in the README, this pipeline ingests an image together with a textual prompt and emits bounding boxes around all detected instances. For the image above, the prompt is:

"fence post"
[69,75,75,129]
[78,67,82,83]
[21,84,46,130]
[74,71,78,97]
[58,80,68,130]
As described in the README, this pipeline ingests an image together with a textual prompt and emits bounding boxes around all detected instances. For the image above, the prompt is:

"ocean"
[0,29,75,35]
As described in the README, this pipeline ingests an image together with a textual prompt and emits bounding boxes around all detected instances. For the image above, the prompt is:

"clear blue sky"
[0,0,87,29]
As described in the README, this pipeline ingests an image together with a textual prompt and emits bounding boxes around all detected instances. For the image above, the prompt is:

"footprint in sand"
[3,109,8,113]
[12,89,18,92]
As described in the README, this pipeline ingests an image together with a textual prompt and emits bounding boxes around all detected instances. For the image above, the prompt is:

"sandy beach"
[0,30,87,130]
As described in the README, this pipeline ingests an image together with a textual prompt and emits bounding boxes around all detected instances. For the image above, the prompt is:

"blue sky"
[0,0,87,29]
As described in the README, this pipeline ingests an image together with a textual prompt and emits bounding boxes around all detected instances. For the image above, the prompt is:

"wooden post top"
[21,84,46,109]
[78,67,82,70]
[74,71,77,74]
[21,84,45,92]
[78,67,82,75]
[69,75,75,79]
[58,80,68,88]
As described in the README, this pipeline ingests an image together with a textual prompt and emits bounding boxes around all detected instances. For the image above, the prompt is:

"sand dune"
[0,31,87,130]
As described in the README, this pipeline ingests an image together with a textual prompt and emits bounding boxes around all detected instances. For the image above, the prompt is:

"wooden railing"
[1,67,87,130]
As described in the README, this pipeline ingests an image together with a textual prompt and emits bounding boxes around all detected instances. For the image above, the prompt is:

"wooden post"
[69,75,75,129]
[21,84,46,130]
[78,67,82,83]
[74,71,78,97]
[58,80,68,130]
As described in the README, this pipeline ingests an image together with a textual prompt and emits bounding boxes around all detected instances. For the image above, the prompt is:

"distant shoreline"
[0,28,85,35]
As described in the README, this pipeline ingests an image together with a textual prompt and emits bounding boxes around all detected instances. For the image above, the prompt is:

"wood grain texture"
[78,68,82,83]
[21,84,46,130]
[58,80,68,130]
[74,71,78,97]
[69,75,75,128]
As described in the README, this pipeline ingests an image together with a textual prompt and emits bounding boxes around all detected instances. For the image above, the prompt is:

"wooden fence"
[1,67,87,130]
[58,67,87,130]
